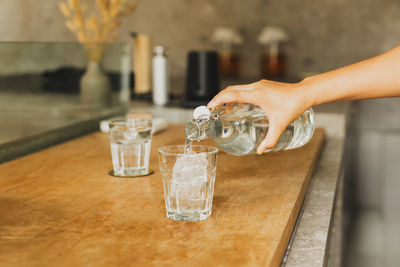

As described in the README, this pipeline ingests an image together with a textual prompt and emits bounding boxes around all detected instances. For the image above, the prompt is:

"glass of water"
[109,117,152,177]
[158,145,218,222]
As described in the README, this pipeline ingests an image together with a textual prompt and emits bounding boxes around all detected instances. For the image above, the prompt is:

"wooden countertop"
[0,125,325,267]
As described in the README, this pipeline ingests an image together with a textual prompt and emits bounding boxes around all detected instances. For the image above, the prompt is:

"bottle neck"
[185,118,220,141]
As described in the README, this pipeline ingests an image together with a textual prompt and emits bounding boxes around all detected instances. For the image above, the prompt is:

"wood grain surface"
[0,125,325,267]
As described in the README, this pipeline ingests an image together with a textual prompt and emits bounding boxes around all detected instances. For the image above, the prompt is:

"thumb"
[256,122,285,154]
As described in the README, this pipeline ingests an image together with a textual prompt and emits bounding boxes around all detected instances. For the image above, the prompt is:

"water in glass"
[159,145,218,222]
[110,120,152,176]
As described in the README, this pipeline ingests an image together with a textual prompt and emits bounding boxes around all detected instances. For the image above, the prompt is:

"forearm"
[301,46,400,107]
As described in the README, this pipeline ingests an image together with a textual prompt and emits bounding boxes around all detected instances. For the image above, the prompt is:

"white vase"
[80,61,111,107]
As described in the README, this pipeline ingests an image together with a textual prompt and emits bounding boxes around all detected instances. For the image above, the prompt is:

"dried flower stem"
[59,0,136,62]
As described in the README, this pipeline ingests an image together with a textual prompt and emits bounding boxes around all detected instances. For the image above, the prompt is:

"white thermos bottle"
[152,46,169,106]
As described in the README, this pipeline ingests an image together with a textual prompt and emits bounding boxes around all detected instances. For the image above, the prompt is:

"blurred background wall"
[1,0,400,77]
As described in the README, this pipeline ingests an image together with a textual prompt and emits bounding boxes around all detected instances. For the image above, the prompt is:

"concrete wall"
[1,0,400,78]
[353,99,400,213]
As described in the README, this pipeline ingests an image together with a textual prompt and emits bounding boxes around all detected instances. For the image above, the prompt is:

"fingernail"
[257,140,268,154]
[207,101,215,108]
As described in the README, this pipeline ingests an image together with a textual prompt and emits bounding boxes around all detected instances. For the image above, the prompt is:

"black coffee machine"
[182,50,220,108]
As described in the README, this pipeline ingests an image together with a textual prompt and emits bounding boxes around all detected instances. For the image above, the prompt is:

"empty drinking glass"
[158,145,218,222]
[109,117,152,177]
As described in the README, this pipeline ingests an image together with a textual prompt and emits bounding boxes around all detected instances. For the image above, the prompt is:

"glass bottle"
[218,44,240,77]
[211,26,243,78]
[260,42,287,80]
[185,104,315,156]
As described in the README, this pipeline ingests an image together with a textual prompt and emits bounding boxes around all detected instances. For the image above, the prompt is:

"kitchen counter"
[0,91,127,163]
[0,95,349,266]
[129,101,349,267]
[0,124,326,267]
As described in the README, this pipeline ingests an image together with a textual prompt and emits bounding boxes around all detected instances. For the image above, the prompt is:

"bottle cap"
[154,46,166,55]
[193,106,211,119]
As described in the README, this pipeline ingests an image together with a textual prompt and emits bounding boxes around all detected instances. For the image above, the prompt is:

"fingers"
[207,84,254,108]
[256,121,285,154]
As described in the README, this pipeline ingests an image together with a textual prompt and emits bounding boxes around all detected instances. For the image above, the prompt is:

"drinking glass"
[109,117,152,177]
[158,145,218,222]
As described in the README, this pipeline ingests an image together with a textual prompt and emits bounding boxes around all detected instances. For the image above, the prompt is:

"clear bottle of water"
[185,103,315,156]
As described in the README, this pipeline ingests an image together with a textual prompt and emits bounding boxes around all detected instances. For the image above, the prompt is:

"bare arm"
[306,45,400,106]
[208,46,400,154]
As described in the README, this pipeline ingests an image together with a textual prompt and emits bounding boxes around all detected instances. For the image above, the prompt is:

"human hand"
[207,79,312,154]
